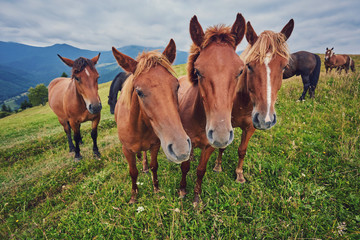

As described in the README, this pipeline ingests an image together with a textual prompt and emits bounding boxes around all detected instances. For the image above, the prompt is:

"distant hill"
[0,41,189,102]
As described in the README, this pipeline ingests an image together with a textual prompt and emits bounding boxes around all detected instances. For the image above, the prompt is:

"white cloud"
[0,0,359,53]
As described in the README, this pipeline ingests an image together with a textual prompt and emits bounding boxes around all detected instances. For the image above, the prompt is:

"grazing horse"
[112,39,191,203]
[178,13,246,205]
[325,47,355,74]
[48,54,102,161]
[213,20,294,184]
[283,51,321,100]
[108,72,130,114]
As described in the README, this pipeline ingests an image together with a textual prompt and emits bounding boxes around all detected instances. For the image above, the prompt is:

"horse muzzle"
[88,102,102,114]
[163,138,192,164]
[252,112,277,130]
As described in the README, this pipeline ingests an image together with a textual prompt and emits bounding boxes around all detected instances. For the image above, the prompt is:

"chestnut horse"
[178,13,246,205]
[48,54,102,161]
[325,47,355,74]
[213,20,294,184]
[283,51,321,100]
[112,39,191,203]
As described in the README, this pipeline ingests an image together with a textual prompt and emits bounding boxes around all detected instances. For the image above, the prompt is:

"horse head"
[188,13,246,148]
[58,54,102,114]
[112,39,191,163]
[241,19,294,130]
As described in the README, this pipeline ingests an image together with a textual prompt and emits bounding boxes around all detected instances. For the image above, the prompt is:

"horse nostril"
[187,138,191,149]
[167,144,175,157]
[229,130,234,141]
[207,129,214,141]
[253,113,260,124]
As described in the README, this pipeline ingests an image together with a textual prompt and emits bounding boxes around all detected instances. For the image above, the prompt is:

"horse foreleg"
[213,148,225,172]
[179,159,190,198]
[91,116,101,158]
[236,125,255,183]
[193,145,215,206]
[69,122,82,161]
[62,120,75,152]
[299,75,311,101]
[149,143,160,193]
[142,151,149,173]
[123,146,138,204]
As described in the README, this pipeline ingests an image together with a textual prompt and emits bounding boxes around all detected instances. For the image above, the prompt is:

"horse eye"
[246,64,253,72]
[74,76,80,82]
[237,69,244,78]
[194,68,203,78]
[176,84,180,92]
[135,89,145,98]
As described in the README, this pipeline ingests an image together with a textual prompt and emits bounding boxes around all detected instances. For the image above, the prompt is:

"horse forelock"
[119,50,175,108]
[72,57,95,77]
[244,31,290,64]
[187,25,236,84]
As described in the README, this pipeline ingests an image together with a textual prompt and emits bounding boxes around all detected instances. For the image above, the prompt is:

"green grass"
[1,57,359,239]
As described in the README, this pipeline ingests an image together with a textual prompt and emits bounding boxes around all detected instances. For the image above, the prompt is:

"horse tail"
[310,54,321,89]
[349,57,356,72]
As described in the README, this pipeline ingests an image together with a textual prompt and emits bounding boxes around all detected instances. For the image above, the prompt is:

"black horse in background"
[283,51,321,100]
[108,72,130,114]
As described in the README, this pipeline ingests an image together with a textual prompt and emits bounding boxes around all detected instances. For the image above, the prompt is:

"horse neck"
[68,79,86,108]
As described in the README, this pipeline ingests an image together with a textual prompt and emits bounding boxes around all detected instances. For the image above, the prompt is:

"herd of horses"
[48,13,356,205]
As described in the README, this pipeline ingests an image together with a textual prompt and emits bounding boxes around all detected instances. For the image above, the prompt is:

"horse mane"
[187,25,237,84]
[119,50,175,108]
[242,30,290,64]
[72,57,95,78]
[237,31,290,93]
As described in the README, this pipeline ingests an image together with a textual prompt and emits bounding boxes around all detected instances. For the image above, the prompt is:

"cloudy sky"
[1,0,359,54]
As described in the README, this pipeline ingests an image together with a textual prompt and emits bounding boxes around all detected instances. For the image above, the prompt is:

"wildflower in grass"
[136,206,145,213]
[16,220,19,223]
[136,182,144,186]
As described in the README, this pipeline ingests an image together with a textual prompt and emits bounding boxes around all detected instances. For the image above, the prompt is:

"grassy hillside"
[0,59,359,239]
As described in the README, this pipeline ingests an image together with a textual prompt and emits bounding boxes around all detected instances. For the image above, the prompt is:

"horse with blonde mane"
[112,39,191,203]
[48,54,102,161]
[178,13,246,205]
[213,19,294,184]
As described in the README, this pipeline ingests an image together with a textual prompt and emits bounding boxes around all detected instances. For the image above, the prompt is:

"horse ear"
[91,53,101,65]
[280,19,294,41]
[57,54,74,67]
[326,47,328,50]
[246,21,258,46]
[112,47,138,73]
[231,13,246,46]
[189,15,205,47]
[163,39,176,64]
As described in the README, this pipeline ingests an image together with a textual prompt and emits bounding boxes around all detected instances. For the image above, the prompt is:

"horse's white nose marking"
[264,53,272,122]
[85,68,90,77]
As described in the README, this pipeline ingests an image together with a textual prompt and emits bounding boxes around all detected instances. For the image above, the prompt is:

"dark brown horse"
[178,13,246,205]
[213,20,294,185]
[48,54,102,161]
[325,47,355,74]
[113,39,191,203]
[283,51,321,100]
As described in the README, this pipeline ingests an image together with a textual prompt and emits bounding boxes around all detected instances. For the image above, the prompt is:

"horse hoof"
[193,195,201,208]
[93,152,101,159]
[74,156,82,162]
[129,198,136,204]
[213,165,223,172]
[236,176,246,184]
[179,189,187,198]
